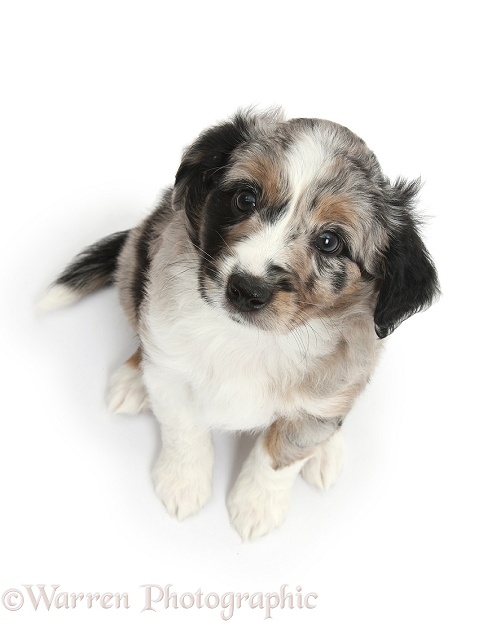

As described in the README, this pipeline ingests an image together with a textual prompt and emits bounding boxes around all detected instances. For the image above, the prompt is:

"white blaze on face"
[232,212,294,276]
[285,128,334,206]
[230,130,334,277]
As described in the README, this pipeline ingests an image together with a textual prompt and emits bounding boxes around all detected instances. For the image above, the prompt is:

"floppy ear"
[374,178,439,338]
[173,112,258,232]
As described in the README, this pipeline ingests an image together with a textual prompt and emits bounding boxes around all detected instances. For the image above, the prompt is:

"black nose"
[226,273,273,312]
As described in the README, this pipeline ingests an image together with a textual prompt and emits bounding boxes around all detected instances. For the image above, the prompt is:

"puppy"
[42,109,439,540]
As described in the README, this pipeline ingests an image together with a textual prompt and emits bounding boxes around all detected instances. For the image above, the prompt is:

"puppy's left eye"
[315,231,343,254]
[234,190,257,212]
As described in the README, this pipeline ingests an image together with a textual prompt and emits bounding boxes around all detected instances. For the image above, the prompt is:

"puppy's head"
[174,110,439,336]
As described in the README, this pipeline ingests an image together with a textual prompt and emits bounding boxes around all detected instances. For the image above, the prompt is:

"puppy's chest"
[143,307,331,431]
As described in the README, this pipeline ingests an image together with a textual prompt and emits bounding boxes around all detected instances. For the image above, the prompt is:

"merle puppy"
[43,110,439,539]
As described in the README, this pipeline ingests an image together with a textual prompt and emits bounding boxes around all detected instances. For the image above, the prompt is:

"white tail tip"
[37,284,83,312]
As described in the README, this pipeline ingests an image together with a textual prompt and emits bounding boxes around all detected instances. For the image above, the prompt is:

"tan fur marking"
[228,151,288,208]
[269,290,298,330]
[318,382,367,418]
[265,381,367,469]
[224,215,262,247]
[313,196,359,229]
[265,419,315,470]
[126,349,142,369]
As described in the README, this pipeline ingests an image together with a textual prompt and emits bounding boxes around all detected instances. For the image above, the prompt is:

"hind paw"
[108,360,148,414]
[301,430,345,490]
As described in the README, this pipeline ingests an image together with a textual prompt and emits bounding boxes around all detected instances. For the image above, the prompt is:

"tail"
[39,230,130,311]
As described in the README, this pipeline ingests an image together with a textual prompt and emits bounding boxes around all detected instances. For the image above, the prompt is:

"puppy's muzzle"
[226,273,273,312]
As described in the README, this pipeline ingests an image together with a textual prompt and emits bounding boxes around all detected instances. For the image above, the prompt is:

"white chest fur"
[141,297,329,431]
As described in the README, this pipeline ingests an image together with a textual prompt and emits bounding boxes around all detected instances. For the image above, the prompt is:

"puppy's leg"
[300,383,364,489]
[228,416,341,540]
[145,365,213,521]
[301,428,345,490]
[108,349,148,414]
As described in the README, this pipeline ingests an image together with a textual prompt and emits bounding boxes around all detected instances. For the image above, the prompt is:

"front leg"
[144,364,214,521]
[227,415,342,540]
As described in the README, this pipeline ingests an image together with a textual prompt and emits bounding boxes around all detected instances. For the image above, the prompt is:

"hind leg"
[108,349,148,414]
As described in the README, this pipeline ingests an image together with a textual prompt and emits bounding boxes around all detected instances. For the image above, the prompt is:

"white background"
[1,1,491,621]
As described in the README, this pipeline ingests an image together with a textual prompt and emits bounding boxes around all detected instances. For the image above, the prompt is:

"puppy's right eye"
[234,190,257,213]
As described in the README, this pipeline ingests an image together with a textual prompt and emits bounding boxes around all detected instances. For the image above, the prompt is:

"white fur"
[285,129,333,204]
[144,362,214,520]
[107,362,148,414]
[227,433,310,540]
[153,437,214,520]
[301,429,345,490]
[231,210,295,277]
[37,284,83,312]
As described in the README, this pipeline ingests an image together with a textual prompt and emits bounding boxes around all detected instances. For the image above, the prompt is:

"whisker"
[189,240,215,262]
[213,230,235,256]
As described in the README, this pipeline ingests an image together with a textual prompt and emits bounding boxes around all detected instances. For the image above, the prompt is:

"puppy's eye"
[234,190,257,212]
[315,231,343,254]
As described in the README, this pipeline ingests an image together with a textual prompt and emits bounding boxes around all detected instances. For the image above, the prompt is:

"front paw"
[153,444,213,521]
[227,473,292,541]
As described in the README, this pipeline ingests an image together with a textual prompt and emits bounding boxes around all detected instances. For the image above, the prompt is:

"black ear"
[173,112,257,231]
[374,179,439,338]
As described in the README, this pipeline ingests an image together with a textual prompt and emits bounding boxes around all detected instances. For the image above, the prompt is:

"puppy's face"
[174,112,438,337]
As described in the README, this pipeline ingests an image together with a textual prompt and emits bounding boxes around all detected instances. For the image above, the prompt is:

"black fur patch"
[374,178,440,338]
[202,186,251,260]
[331,265,347,292]
[305,272,316,294]
[259,203,288,224]
[132,192,174,313]
[174,113,254,241]
[56,230,129,293]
